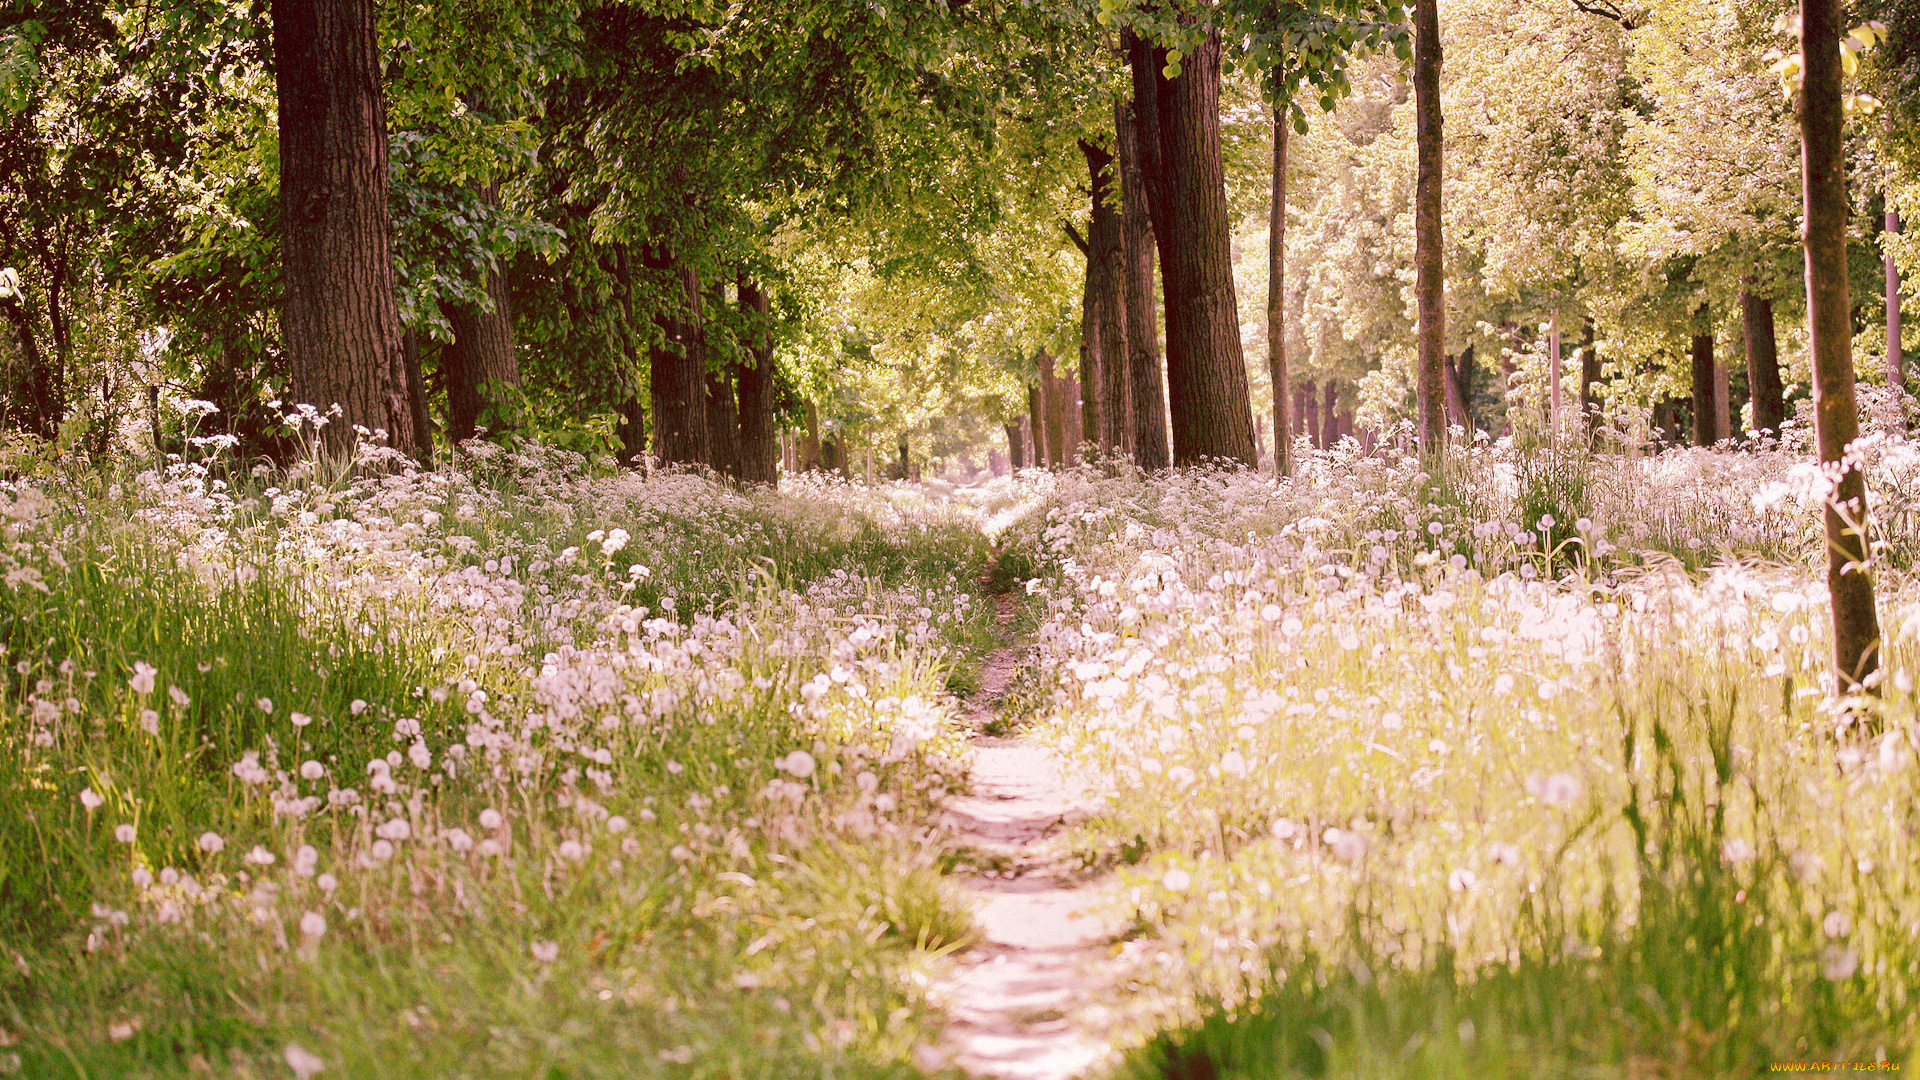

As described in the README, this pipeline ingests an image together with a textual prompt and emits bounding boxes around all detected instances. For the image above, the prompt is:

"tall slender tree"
[1411,0,1446,455]
[1120,31,1172,470]
[1798,0,1881,697]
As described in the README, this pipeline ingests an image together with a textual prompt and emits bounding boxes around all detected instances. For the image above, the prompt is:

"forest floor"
[4,441,1920,1079]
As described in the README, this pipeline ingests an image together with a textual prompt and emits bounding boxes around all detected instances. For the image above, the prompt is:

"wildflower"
[1161,867,1191,892]
[1720,839,1756,865]
[479,809,504,830]
[128,662,157,695]
[1448,868,1478,893]
[294,845,319,876]
[444,828,474,852]
[299,911,326,939]
[290,711,312,728]
[108,1018,140,1041]
[1270,818,1299,841]
[256,697,273,713]
[245,846,276,866]
[168,685,189,707]
[350,699,368,715]
[131,867,152,888]
[79,788,103,810]
[198,832,225,854]
[1824,911,1852,939]
[284,1043,326,1079]
[1821,945,1859,981]
[139,709,159,734]
[300,761,324,781]
[557,840,586,862]
[777,750,816,779]
[369,839,394,862]
[531,941,559,963]
[316,873,337,892]
[605,816,628,834]
[1323,827,1367,862]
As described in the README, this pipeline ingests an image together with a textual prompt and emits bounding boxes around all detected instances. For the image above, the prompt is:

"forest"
[2,0,1919,1076]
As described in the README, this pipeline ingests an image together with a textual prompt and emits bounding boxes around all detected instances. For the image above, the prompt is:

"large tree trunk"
[1071,213,1102,462]
[1135,23,1258,467]
[441,184,520,446]
[1578,319,1601,430]
[800,399,822,471]
[1117,64,1171,470]
[1026,383,1049,467]
[735,280,779,485]
[0,294,57,439]
[612,244,647,467]
[704,364,739,478]
[1322,380,1339,449]
[1006,420,1027,469]
[1268,110,1292,477]
[272,0,416,458]
[1741,287,1785,438]
[1799,0,1882,696]
[1038,349,1068,467]
[1444,352,1469,431]
[1299,378,1319,450]
[400,327,434,462]
[1090,123,1132,459]
[650,261,708,468]
[1412,0,1447,457]
[1689,307,1717,446]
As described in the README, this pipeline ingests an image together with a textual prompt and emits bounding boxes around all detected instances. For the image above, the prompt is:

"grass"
[0,447,998,1078]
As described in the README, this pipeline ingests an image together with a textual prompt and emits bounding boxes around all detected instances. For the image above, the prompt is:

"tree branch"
[1062,219,1089,256]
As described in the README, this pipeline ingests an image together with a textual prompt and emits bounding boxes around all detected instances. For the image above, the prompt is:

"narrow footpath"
[929,601,1123,1080]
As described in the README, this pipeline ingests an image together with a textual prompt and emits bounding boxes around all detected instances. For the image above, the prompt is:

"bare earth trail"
[928,598,1125,1080]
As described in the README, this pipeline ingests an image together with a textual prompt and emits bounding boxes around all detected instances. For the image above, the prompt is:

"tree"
[1796,0,1882,696]
[272,0,417,457]
[1120,31,1172,470]
[1410,0,1444,455]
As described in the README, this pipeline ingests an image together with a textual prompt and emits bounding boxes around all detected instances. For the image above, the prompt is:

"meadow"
[1,418,1917,1078]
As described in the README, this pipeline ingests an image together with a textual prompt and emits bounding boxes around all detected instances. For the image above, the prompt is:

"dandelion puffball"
[299,911,326,939]
[79,788,104,810]
[197,831,225,854]
[531,941,559,963]
[479,808,503,829]
[284,1043,326,1079]
[777,750,816,779]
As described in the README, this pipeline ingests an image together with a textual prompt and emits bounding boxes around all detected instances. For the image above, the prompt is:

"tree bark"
[1038,349,1068,467]
[441,184,520,446]
[1547,307,1562,442]
[704,365,739,479]
[1090,122,1132,459]
[272,0,416,458]
[1006,420,1027,469]
[1299,378,1319,449]
[1444,352,1468,431]
[734,280,779,485]
[1072,213,1102,462]
[1117,66,1171,470]
[1027,382,1050,467]
[1799,0,1882,696]
[1268,110,1292,477]
[0,294,57,439]
[1322,380,1339,449]
[400,327,434,462]
[1412,0,1447,457]
[1578,318,1601,431]
[1741,287,1785,438]
[1689,306,1716,446]
[1136,22,1258,466]
[650,261,708,468]
[800,399,822,471]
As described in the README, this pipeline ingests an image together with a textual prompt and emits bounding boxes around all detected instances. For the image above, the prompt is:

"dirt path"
[928,606,1122,1080]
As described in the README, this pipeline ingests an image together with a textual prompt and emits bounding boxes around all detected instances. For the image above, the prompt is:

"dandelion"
[115,824,136,843]
[290,711,312,728]
[1448,868,1478,893]
[777,750,816,779]
[245,846,276,866]
[1824,911,1853,939]
[198,831,225,854]
[294,845,319,876]
[79,787,104,810]
[1162,867,1191,892]
[168,685,189,707]
[256,697,273,713]
[138,709,159,734]
[350,699,368,716]
[1219,751,1248,778]
[299,911,326,939]
[1720,839,1756,864]
[128,662,157,695]
[445,828,474,852]
[557,840,586,862]
[284,1043,326,1079]
[1270,818,1299,841]
[369,839,394,862]
[316,873,337,892]
[605,816,629,834]
[531,941,559,963]
[479,808,504,830]
[1324,827,1368,862]
[300,761,325,781]
[1821,945,1859,981]
[108,1018,140,1041]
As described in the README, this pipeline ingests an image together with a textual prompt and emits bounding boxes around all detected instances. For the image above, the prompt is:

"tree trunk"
[1322,380,1339,449]
[1006,421,1027,469]
[1741,287,1785,438]
[1063,375,1084,456]
[1412,0,1447,457]
[650,261,708,468]
[734,280,779,485]
[1027,383,1050,467]
[1799,0,1882,696]
[272,0,416,458]
[800,399,822,471]
[1690,306,1716,446]
[613,244,647,467]
[1268,110,1292,477]
[1091,120,1132,459]
[704,365,739,478]
[0,294,57,439]
[1444,352,1468,431]
[441,185,520,446]
[1299,378,1319,449]
[400,327,434,462]
[1039,349,1068,467]
[1137,22,1258,467]
[1074,227,1102,461]
[1713,337,1732,442]
[1117,65,1171,470]
[1578,318,1601,431]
